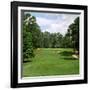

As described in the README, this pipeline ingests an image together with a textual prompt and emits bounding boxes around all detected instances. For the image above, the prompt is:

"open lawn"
[22,48,79,77]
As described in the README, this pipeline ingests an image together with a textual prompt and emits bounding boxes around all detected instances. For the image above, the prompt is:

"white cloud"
[35,14,80,35]
[36,17,53,26]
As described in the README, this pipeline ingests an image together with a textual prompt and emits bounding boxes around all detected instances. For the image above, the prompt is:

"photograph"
[22,11,80,77]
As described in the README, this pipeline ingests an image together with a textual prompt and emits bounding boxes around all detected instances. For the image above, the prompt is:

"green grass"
[22,48,79,77]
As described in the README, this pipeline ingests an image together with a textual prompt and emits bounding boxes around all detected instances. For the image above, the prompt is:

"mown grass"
[22,48,79,77]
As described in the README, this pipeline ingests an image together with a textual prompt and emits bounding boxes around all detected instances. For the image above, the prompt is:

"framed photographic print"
[11,1,88,88]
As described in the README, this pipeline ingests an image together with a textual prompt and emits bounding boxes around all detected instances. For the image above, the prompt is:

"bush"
[23,21,35,62]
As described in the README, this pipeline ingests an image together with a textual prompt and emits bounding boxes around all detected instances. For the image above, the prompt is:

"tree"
[61,33,72,48]
[28,16,42,48]
[23,28,34,60]
[23,13,35,62]
[55,33,63,48]
[50,33,57,48]
[67,17,79,51]
[43,31,51,48]
[23,13,43,62]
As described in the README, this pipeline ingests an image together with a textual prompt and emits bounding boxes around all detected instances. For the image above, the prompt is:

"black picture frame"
[11,1,88,88]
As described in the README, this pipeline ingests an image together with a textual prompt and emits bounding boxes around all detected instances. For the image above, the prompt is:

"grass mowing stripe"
[22,48,79,77]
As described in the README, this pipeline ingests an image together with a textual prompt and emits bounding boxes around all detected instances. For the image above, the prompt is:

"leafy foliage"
[67,17,79,51]
[23,14,35,61]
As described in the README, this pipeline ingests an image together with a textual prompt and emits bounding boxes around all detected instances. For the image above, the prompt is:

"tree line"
[23,13,79,61]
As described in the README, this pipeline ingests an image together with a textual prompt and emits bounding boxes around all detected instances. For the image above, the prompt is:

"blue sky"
[25,12,80,35]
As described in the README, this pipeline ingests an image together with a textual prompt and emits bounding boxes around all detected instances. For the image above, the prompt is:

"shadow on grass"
[60,51,73,56]
[23,60,32,63]
[63,57,78,60]
[59,51,78,60]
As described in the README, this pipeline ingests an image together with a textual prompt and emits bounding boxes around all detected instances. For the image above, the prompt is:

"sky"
[26,12,80,36]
